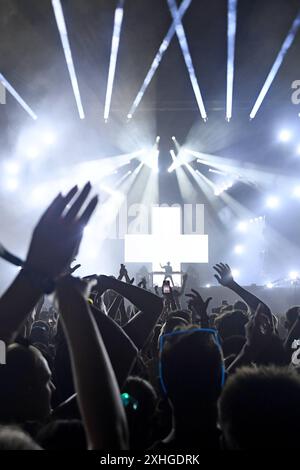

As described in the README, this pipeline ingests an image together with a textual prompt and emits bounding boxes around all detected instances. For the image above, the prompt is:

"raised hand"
[119,264,127,279]
[25,183,98,279]
[67,263,82,275]
[213,263,235,288]
[185,288,212,327]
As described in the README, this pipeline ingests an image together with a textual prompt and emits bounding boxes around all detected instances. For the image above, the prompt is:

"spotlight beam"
[104,0,125,121]
[52,0,85,119]
[127,0,192,118]
[167,0,207,120]
[0,74,37,120]
[250,9,300,119]
[226,0,238,121]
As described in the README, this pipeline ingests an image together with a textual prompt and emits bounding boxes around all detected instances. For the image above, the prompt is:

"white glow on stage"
[125,206,208,285]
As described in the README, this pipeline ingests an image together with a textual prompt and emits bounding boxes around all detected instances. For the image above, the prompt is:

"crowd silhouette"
[0,182,300,451]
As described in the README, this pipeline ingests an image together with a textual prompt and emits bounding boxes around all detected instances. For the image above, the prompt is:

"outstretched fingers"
[65,182,92,222]
[78,195,99,228]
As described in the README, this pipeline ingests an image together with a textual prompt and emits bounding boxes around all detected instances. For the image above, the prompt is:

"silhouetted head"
[160,328,224,416]
[0,344,54,424]
[215,310,248,340]
[233,301,248,313]
[218,366,300,449]
[122,377,158,449]
[0,426,41,450]
[285,306,299,331]
[37,420,86,450]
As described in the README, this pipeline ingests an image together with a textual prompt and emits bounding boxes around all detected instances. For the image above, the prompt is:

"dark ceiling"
[0,0,299,137]
[0,0,300,288]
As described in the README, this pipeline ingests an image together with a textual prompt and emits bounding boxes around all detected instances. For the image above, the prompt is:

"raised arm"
[56,276,128,450]
[178,272,188,296]
[227,304,276,374]
[98,275,163,349]
[0,183,97,343]
[186,288,212,327]
[213,263,272,322]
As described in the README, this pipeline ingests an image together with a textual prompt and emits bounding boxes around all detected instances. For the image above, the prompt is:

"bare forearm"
[0,272,42,343]
[227,345,254,374]
[229,281,271,318]
[108,277,162,314]
[58,295,128,450]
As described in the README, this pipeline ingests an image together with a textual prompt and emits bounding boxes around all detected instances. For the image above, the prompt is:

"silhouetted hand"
[25,183,98,279]
[213,263,235,288]
[68,264,82,275]
[119,264,127,279]
[186,288,212,326]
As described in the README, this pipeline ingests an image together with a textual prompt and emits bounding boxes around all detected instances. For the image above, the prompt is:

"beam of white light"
[226,0,238,121]
[52,0,85,119]
[115,170,132,186]
[250,10,300,119]
[214,180,234,196]
[167,0,207,120]
[0,74,37,120]
[208,168,228,176]
[72,149,143,185]
[153,149,159,173]
[104,0,125,121]
[142,148,160,172]
[188,148,293,187]
[172,136,181,152]
[168,147,194,172]
[168,149,179,172]
[127,0,192,118]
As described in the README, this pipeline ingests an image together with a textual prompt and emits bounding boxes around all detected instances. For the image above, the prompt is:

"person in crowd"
[1,182,300,451]
[218,366,300,449]
[160,261,175,286]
